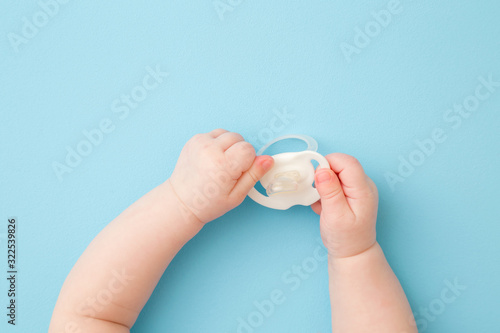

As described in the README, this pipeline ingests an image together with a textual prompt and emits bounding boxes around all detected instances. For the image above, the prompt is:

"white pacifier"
[248,135,329,210]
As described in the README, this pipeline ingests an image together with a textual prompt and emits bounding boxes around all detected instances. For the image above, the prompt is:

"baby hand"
[169,129,274,224]
[311,154,378,258]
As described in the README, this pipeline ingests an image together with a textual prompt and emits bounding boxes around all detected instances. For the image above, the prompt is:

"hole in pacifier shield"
[263,139,308,155]
[311,160,319,188]
[253,180,267,195]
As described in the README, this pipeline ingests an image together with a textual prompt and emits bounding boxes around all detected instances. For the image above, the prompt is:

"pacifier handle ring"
[256,134,318,156]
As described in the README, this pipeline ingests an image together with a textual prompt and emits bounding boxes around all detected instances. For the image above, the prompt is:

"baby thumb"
[230,155,274,199]
[315,168,348,214]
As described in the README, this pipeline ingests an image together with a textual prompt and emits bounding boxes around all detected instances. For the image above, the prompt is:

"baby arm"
[49,129,273,333]
[312,154,416,333]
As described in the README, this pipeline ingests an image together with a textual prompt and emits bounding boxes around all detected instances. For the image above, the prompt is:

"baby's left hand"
[169,129,274,224]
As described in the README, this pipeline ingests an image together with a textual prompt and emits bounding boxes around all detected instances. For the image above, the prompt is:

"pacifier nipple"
[266,170,301,196]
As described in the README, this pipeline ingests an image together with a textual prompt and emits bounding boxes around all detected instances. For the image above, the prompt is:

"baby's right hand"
[311,153,378,258]
[169,129,273,224]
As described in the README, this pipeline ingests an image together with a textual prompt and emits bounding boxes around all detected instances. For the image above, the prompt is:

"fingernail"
[316,170,332,184]
[261,159,273,170]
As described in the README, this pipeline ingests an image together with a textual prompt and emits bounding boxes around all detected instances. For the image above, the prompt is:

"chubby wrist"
[157,180,205,237]
[327,241,380,272]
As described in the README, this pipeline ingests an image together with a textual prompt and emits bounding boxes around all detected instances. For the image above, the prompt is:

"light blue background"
[1,1,499,332]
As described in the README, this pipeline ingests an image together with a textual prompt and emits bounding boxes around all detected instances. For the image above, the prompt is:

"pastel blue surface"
[1,1,499,332]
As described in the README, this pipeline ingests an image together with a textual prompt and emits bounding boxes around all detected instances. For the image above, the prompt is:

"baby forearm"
[50,130,272,332]
[328,242,416,333]
[50,180,203,332]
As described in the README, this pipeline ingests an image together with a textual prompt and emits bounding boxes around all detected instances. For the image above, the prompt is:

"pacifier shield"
[248,135,329,210]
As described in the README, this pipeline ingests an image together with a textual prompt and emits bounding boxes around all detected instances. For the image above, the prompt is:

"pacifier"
[248,135,329,210]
